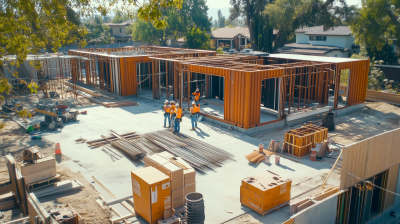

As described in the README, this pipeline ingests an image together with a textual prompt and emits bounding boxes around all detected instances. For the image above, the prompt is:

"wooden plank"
[121,201,136,214]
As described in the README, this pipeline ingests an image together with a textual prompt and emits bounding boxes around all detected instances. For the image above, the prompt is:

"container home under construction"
[67,46,370,132]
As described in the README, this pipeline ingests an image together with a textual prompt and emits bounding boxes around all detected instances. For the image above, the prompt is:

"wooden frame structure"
[283,124,328,158]
[68,47,370,129]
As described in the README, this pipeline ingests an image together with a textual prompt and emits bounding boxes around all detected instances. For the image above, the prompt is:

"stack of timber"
[64,81,101,97]
[284,124,328,158]
[102,101,139,108]
[245,149,275,164]
[86,132,139,148]
[241,171,292,216]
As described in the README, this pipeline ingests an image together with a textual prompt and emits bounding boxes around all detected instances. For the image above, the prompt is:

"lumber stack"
[102,101,139,108]
[284,125,328,158]
[316,140,330,158]
[245,149,275,164]
[64,81,101,97]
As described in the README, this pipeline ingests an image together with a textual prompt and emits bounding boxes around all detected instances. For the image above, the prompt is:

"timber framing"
[68,47,370,129]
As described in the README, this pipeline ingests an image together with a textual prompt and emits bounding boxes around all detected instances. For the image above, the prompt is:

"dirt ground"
[225,101,400,224]
[0,87,115,223]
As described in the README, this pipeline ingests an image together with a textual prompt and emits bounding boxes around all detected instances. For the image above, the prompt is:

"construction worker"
[163,100,171,127]
[174,103,182,133]
[170,101,176,129]
[189,101,199,130]
[192,88,201,104]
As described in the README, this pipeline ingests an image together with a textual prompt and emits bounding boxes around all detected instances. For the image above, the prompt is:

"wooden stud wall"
[340,127,400,190]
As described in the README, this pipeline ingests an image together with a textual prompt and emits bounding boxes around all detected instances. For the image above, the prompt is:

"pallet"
[242,201,289,217]
[26,174,61,191]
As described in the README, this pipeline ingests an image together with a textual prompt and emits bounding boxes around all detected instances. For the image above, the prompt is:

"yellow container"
[240,171,291,215]
[131,167,171,224]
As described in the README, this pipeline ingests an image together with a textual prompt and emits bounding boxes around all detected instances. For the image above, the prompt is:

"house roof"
[104,22,133,27]
[295,26,352,36]
[211,27,278,39]
[278,43,350,56]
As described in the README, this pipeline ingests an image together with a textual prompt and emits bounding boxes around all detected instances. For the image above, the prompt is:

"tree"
[217,10,226,28]
[367,43,398,65]
[213,20,218,29]
[186,26,211,49]
[112,11,124,23]
[130,0,211,45]
[264,0,353,52]
[229,0,273,51]
[84,16,115,45]
[349,0,400,52]
[0,0,182,102]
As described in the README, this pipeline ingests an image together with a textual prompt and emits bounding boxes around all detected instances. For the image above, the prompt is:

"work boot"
[190,128,194,131]
[163,126,166,128]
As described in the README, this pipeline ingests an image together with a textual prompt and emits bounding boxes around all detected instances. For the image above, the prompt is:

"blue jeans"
[191,115,197,128]
[164,113,170,126]
[174,120,180,132]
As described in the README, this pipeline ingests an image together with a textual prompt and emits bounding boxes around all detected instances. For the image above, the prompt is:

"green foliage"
[217,10,226,28]
[349,0,400,52]
[351,46,387,91]
[131,0,210,45]
[0,0,182,102]
[264,0,351,52]
[84,16,115,45]
[186,26,211,49]
[112,11,124,23]
[217,48,224,54]
[367,43,398,65]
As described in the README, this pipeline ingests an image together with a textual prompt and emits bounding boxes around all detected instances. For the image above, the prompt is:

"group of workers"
[162,88,201,133]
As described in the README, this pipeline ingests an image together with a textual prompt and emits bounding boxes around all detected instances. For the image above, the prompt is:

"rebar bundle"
[142,130,235,172]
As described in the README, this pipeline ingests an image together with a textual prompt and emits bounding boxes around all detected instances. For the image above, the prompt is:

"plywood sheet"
[340,128,400,190]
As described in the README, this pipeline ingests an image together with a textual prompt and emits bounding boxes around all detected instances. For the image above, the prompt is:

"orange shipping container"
[240,171,291,215]
[131,167,172,224]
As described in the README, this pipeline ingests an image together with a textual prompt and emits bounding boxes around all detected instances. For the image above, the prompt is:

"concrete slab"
[39,96,340,223]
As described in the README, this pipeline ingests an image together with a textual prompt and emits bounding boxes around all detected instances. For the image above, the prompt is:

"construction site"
[0,46,399,224]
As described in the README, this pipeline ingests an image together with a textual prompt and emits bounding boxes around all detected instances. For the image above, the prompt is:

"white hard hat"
[196,88,199,91]
[176,103,179,107]
[192,101,195,105]
[165,100,169,103]
[171,101,175,104]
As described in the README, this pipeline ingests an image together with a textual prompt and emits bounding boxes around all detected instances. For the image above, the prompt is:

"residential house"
[211,27,278,51]
[103,22,133,43]
[278,26,360,57]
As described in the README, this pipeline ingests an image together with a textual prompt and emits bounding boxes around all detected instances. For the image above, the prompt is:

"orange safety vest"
[164,105,170,113]
[194,105,200,113]
[170,105,176,114]
[175,108,182,118]
[192,91,200,101]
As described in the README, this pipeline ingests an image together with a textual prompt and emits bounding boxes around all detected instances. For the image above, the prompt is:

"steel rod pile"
[102,134,145,160]
[142,130,235,172]
[86,132,139,148]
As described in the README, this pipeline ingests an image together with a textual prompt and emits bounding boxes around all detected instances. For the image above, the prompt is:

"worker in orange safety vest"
[192,88,201,104]
[174,103,183,133]
[190,101,200,130]
[169,101,176,129]
[163,100,171,127]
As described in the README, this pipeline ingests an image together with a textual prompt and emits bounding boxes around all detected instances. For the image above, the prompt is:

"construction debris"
[316,140,331,158]
[245,149,275,164]
[22,146,43,163]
